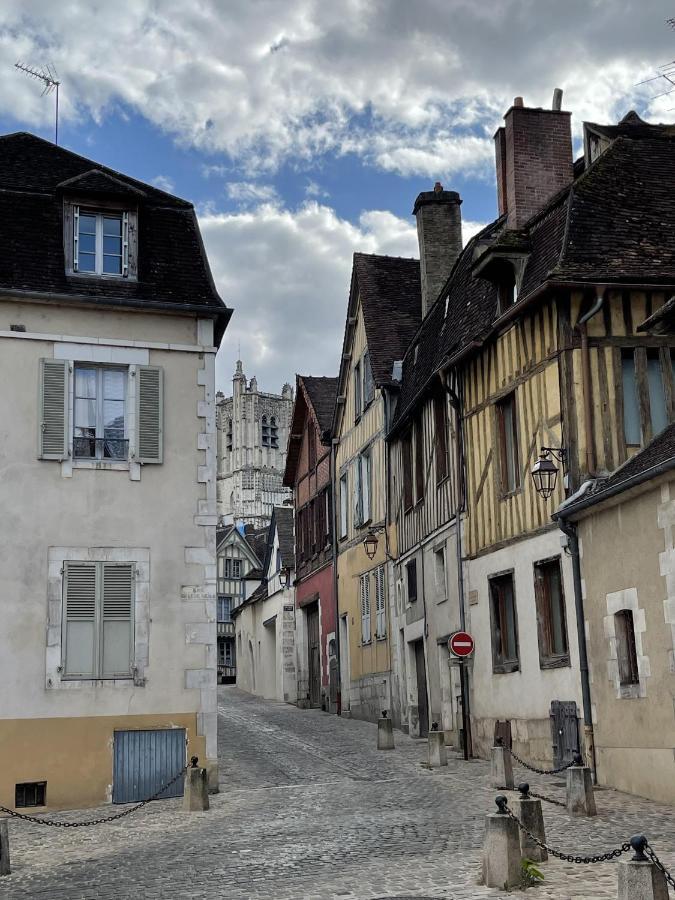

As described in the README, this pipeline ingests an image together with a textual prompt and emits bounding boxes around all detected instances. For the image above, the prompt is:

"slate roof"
[391,114,675,434]
[273,506,295,569]
[558,423,675,518]
[0,132,229,338]
[302,376,339,436]
[243,525,269,566]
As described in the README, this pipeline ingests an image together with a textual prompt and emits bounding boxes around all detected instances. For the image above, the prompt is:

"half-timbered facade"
[332,253,421,724]
[284,375,339,711]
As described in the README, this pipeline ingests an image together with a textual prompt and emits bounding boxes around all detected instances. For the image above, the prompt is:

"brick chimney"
[494,90,573,229]
[413,182,462,318]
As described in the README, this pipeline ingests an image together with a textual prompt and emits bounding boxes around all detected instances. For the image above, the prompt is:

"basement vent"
[16,781,46,808]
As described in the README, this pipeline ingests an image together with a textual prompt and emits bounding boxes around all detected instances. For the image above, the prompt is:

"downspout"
[578,286,605,476]
[330,434,342,715]
[444,370,472,760]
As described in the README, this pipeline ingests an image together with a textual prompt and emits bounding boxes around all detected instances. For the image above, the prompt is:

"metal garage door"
[112,728,186,804]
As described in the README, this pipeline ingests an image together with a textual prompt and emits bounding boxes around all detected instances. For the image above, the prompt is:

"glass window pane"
[103,255,122,275]
[75,368,97,399]
[103,216,122,236]
[103,369,125,401]
[79,232,96,253]
[104,400,125,433]
[75,398,97,429]
[103,235,122,254]
[79,214,96,234]
[622,352,641,444]
[647,355,668,436]
[504,581,517,660]
[78,251,96,272]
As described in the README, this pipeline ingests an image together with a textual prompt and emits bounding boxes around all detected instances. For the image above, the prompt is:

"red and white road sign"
[448,630,475,658]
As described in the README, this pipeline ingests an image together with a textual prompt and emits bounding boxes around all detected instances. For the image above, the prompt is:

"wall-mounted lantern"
[531,447,567,500]
[363,530,379,561]
[279,566,291,589]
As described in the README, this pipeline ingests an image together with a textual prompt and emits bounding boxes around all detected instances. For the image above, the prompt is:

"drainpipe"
[555,514,597,782]
[444,370,472,760]
[330,435,342,715]
[578,286,605,477]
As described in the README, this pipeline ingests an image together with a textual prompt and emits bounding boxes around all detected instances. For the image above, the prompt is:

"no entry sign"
[448,630,475,658]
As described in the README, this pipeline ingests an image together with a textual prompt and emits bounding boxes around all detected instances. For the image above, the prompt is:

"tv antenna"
[14,61,60,145]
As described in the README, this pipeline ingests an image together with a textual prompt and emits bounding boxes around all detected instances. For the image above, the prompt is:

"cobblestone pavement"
[2,687,675,899]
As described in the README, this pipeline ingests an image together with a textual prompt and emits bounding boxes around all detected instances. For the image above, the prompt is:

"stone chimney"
[413,182,462,318]
[494,89,573,229]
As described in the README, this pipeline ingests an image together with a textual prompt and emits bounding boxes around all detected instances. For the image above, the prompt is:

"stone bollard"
[490,741,514,790]
[0,819,10,876]
[183,756,209,812]
[428,723,447,767]
[512,783,547,863]
[377,711,395,750]
[617,835,669,900]
[566,753,596,817]
[482,796,522,889]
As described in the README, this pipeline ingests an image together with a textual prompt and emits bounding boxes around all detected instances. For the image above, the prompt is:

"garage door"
[112,728,186,804]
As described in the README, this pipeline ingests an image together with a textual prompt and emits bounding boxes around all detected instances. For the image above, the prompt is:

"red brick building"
[284,375,339,711]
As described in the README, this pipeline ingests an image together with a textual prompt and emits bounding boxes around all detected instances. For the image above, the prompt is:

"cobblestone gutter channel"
[1,687,674,900]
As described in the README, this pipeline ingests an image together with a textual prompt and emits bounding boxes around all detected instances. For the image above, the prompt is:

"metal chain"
[507,746,576,776]
[526,788,567,809]
[504,803,630,864]
[645,845,675,891]
[0,765,187,828]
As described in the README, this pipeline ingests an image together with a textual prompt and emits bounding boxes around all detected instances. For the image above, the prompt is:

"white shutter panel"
[101,563,134,677]
[360,573,371,644]
[63,562,97,677]
[73,204,80,272]
[38,358,68,460]
[135,366,163,463]
[362,452,371,523]
[375,565,386,637]
[122,211,129,277]
[354,459,362,527]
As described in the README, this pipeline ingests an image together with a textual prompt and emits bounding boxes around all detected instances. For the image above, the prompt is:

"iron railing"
[73,437,129,461]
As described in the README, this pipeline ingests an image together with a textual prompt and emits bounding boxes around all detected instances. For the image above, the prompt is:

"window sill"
[361,640,372,647]
[376,634,387,642]
[66,271,136,283]
[72,459,130,471]
[500,486,523,501]
[619,682,642,699]
[59,675,134,683]
[539,655,571,670]
[492,662,520,675]
[436,597,448,605]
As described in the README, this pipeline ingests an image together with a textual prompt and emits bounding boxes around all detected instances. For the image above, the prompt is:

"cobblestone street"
[2,687,675,899]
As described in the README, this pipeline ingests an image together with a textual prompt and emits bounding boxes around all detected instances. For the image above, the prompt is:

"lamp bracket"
[540,446,567,470]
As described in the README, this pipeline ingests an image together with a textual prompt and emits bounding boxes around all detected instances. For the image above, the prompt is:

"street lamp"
[531,447,567,500]
[363,530,379,561]
[279,566,291,589]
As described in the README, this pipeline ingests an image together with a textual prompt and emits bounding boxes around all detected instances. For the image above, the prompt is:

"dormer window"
[497,264,517,313]
[73,207,129,276]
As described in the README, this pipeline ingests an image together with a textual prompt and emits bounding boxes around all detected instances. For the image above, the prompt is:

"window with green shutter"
[63,561,134,679]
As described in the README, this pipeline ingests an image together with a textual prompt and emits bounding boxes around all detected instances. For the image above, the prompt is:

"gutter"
[329,435,342,715]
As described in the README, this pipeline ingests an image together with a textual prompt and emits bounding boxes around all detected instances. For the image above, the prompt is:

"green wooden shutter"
[135,365,163,463]
[63,561,97,677]
[38,358,68,460]
[101,563,134,677]
[360,573,371,644]
[375,565,386,637]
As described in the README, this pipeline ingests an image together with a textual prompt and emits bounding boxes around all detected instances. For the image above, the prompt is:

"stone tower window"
[271,416,279,449]
[262,415,270,447]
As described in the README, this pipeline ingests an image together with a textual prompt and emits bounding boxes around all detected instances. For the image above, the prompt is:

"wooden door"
[112,728,185,804]
[308,604,321,708]
[550,700,580,768]
[414,640,429,738]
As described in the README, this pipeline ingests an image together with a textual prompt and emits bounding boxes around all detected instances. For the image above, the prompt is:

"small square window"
[74,208,127,277]
[406,559,418,604]
[16,781,46,808]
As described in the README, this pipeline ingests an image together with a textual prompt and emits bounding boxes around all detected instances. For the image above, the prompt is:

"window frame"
[489,571,520,674]
[414,417,425,505]
[360,572,371,645]
[615,609,639,686]
[434,391,450,484]
[356,446,372,526]
[72,206,129,278]
[363,351,375,409]
[496,392,520,495]
[73,363,128,462]
[402,429,414,512]
[339,473,348,539]
[354,361,362,422]
[375,564,386,638]
[533,556,570,669]
[434,545,447,603]
[406,559,418,604]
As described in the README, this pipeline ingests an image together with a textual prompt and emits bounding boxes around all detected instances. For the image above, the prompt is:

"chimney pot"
[513,96,524,107]
[413,187,463,319]
[552,88,563,111]
[434,181,443,193]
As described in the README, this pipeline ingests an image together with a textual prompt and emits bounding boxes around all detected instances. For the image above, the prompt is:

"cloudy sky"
[1,1,673,392]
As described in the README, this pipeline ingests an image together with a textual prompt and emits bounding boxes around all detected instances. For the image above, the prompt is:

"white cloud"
[226,181,279,205]
[1,1,671,178]
[151,174,175,193]
[201,200,485,392]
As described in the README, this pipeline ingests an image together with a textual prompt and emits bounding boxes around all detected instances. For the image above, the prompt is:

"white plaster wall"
[0,302,217,762]
[467,528,582,723]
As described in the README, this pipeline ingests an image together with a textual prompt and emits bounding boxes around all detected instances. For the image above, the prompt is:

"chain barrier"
[645,844,675,891]
[501,741,579,776]
[0,765,188,828]
[526,788,567,809]
[498,797,630,864]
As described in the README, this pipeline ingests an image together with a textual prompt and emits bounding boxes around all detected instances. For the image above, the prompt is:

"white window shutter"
[63,562,97,677]
[101,563,134,677]
[135,366,163,463]
[360,573,371,644]
[354,460,362,527]
[38,358,68,460]
[362,452,371,522]
[122,211,129,277]
[73,205,79,272]
[376,565,386,637]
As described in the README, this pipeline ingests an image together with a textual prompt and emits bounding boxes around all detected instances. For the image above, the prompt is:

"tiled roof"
[391,116,675,433]
[353,253,422,386]
[302,376,339,436]
[273,506,295,569]
[244,526,269,566]
[0,132,229,331]
[559,423,675,517]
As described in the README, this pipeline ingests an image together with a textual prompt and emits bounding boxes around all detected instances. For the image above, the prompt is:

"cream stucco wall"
[0,298,218,808]
[577,477,675,803]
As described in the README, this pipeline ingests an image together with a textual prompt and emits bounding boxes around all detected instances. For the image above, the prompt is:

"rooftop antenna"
[14,61,60,145]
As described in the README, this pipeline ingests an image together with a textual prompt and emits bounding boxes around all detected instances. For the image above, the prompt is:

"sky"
[1,0,674,393]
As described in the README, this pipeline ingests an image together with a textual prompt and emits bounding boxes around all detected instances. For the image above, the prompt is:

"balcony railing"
[73,437,129,461]
[217,621,235,636]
